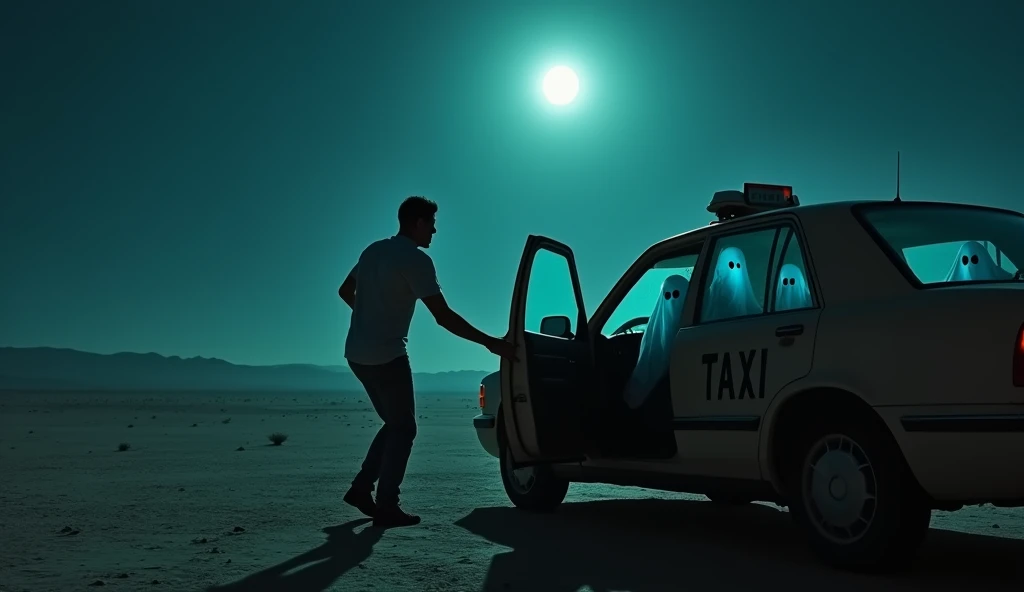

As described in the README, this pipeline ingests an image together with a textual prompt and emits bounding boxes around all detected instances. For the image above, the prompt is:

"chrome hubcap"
[802,433,877,544]
[505,446,536,494]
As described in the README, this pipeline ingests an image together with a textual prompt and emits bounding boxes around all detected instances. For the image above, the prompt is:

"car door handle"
[775,324,804,337]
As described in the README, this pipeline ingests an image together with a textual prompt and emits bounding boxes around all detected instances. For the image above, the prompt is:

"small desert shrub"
[268,432,288,446]
[118,442,131,452]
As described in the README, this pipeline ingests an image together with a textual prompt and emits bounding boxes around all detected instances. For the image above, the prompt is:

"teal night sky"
[2,0,1022,373]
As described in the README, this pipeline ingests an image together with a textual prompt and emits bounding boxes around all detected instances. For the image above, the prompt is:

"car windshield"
[857,204,1024,285]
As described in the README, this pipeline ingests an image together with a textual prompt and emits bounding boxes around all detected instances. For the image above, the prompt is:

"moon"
[542,66,579,105]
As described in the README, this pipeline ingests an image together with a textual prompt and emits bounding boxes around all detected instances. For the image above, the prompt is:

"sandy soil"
[1,391,1022,592]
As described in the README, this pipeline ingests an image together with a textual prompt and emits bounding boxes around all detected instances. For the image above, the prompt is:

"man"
[338,195,517,528]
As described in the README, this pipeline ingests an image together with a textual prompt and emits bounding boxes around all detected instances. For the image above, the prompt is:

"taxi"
[472,183,1024,572]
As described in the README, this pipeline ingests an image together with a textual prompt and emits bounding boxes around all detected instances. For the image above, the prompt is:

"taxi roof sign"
[744,183,799,207]
[707,183,799,222]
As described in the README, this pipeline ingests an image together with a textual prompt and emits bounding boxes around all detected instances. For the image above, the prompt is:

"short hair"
[398,196,438,229]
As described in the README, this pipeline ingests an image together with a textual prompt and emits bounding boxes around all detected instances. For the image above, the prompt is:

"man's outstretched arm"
[338,266,357,308]
[408,254,516,360]
[421,293,494,346]
[421,293,516,360]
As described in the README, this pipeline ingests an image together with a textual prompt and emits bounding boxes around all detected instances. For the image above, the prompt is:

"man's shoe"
[373,504,420,528]
[343,488,376,518]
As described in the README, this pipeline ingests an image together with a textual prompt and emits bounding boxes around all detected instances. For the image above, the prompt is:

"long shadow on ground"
[457,499,1023,592]
[205,518,382,592]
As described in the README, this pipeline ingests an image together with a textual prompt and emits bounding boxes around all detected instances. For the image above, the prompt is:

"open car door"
[500,234,591,467]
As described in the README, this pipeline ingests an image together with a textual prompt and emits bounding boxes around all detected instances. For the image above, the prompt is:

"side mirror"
[540,315,573,338]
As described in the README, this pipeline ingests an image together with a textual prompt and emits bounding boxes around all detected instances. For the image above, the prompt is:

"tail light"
[479,383,486,409]
[1014,324,1024,387]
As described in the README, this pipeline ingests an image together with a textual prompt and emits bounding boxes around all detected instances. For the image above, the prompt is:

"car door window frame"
[692,218,820,326]
[590,239,708,337]
[766,224,818,314]
[503,235,592,464]
[523,245,590,341]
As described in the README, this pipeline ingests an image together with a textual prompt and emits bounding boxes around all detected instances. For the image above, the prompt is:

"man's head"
[397,196,437,248]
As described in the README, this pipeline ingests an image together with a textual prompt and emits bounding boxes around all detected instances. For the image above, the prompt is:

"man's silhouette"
[338,196,516,528]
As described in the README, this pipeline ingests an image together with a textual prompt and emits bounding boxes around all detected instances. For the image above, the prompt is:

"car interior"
[540,250,704,461]
[943,241,1015,282]
[592,324,678,459]
[557,241,774,460]
[529,236,801,462]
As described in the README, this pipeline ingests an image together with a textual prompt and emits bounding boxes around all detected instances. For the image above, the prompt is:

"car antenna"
[893,151,902,202]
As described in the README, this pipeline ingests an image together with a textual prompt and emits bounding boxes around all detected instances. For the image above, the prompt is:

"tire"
[497,413,569,512]
[786,411,931,572]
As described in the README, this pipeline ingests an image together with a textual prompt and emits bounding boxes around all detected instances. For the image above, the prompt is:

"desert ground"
[1,391,1022,592]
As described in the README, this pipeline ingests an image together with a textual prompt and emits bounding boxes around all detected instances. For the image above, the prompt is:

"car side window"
[698,228,775,323]
[768,226,815,313]
[697,225,814,323]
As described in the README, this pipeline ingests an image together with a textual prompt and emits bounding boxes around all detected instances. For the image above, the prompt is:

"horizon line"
[0,345,495,374]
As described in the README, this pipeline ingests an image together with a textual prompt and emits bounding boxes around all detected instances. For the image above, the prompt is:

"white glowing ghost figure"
[944,241,1011,282]
[702,247,762,322]
[775,263,812,312]
[623,274,689,410]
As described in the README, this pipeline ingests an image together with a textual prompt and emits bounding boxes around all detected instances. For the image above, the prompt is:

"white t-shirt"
[344,235,442,365]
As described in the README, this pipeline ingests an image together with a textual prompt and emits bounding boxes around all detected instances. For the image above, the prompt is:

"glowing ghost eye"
[971,255,979,264]
[672,289,680,298]
[783,278,789,286]
[962,255,969,265]
[664,291,671,300]
[728,261,735,269]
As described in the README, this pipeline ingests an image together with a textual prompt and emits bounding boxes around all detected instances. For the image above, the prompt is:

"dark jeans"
[348,354,417,507]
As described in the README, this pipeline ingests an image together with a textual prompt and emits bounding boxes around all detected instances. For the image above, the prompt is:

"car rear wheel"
[787,413,931,572]
[498,415,569,512]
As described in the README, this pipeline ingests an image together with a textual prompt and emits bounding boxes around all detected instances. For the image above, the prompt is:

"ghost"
[775,263,812,311]
[623,274,689,410]
[944,241,1011,282]
[701,247,763,322]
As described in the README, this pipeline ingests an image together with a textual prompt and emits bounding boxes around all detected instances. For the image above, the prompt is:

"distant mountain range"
[0,347,493,393]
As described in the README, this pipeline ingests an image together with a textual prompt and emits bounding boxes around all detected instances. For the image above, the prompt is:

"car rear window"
[855,203,1024,286]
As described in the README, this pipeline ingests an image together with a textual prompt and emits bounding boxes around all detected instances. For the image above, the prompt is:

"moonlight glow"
[542,66,579,105]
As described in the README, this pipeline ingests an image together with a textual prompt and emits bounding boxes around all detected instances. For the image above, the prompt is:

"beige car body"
[474,198,1024,511]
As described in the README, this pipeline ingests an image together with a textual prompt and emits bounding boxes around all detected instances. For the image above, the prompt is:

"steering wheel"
[610,316,649,336]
